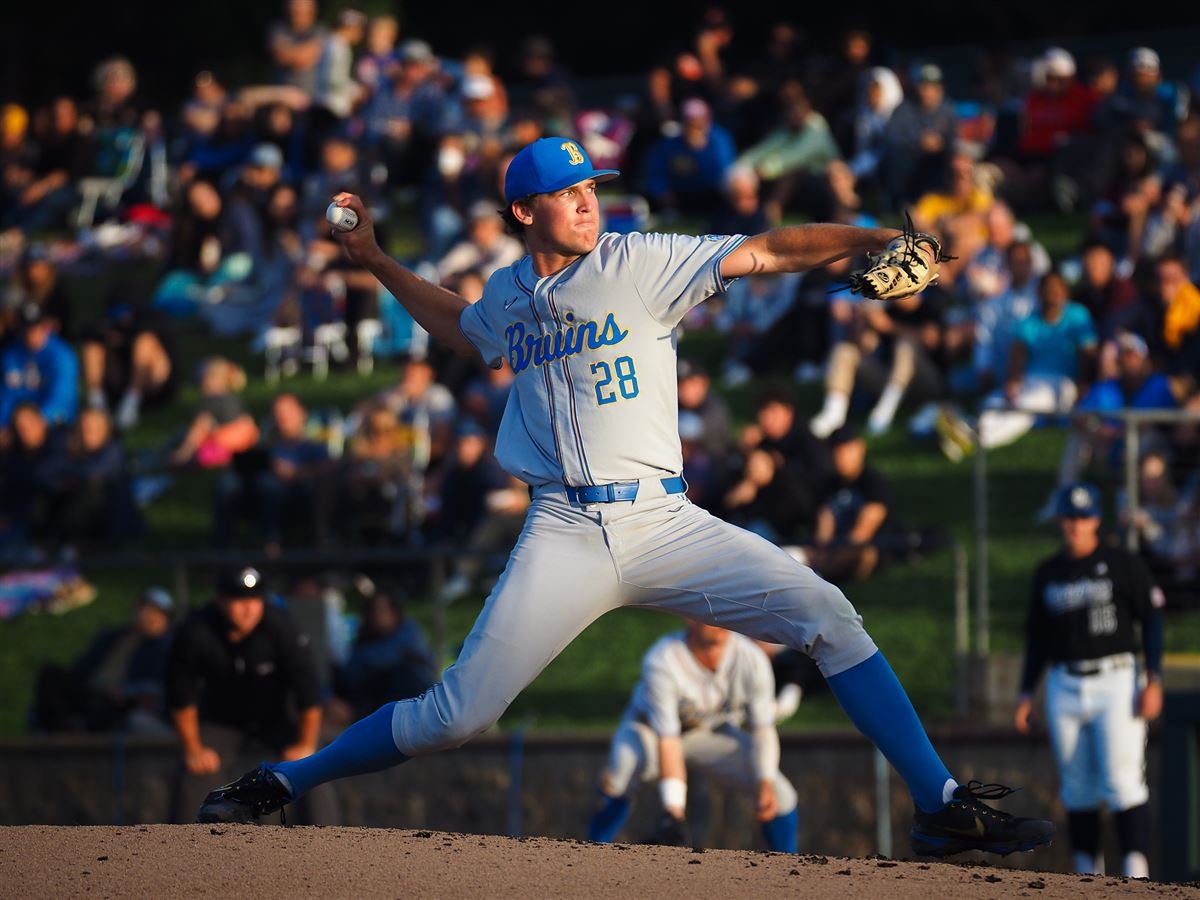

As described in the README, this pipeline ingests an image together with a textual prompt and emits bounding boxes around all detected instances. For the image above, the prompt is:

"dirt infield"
[2,825,1196,898]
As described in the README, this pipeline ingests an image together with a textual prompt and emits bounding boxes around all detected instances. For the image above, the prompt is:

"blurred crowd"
[1,3,1199,602]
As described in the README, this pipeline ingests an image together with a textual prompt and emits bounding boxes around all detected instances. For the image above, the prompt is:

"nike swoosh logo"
[941,817,985,838]
[504,296,521,310]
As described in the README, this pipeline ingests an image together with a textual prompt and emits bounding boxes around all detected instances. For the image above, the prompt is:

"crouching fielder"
[588,623,799,852]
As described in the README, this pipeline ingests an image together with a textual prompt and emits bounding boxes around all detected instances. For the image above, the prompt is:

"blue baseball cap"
[1056,482,1102,519]
[504,137,619,204]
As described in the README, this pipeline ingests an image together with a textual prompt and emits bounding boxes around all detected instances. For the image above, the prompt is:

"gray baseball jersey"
[387,232,877,761]
[459,231,747,486]
[601,631,797,813]
[628,631,776,736]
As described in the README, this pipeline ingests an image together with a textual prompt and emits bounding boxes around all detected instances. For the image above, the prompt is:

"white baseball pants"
[1044,657,1149,811]
[390,485,878,756]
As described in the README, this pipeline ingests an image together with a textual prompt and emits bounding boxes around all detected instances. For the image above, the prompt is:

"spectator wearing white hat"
[991,47,1100,211]
[1020,49,1096,161]
[1111,46,1184,138]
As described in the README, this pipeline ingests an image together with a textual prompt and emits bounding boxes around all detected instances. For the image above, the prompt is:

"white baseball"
[326,202,359,232]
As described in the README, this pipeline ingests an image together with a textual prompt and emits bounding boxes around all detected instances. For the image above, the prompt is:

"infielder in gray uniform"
[199,137,1055,858]
[588,623,800,852]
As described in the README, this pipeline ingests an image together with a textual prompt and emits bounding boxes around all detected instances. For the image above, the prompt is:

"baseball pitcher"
[198,137,1053,858]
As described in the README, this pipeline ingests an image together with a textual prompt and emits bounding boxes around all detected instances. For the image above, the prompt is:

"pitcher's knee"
[801,580,877,677]
[393,683,509,755]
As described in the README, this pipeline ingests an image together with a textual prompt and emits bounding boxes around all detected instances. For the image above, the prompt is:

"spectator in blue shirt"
[977,271,1097,449]
[328,591,437,724]
[643,98,736,215]
[966,241,1040,394]
[259,393,332,550]
[0,304,80,431]
[1039,330,1176,520]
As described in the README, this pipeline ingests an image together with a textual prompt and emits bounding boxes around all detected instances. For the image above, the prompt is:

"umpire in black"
[1014,482,1164,878]
[167,566,333,822]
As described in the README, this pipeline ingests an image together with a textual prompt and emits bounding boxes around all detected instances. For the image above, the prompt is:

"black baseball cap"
[1057,483,1101,519]
[215,566,265,598]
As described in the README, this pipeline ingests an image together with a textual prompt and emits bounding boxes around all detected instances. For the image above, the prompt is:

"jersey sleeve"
[1019,562,1052,694]
[1123,551,1161,622]
[619,232,749,328]
[744,643,778,729]
[641,654,682,737]
[458,276,508,369]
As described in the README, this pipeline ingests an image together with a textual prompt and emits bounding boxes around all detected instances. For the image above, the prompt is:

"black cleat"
[910,781,1055,858]
[196,765,291,824]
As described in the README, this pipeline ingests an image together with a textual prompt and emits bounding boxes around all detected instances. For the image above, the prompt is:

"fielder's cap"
[250,143,284,171]
[1056,482,1102,519]
[678,410,705,442]
[1116,330,1150,356]
[402,40,435,64]
[503,137,619,204]
[1130,46,1160,72]
[215,566,265,598]
[1042,47,1076,79]
[916,62,943,84]
[138,586,174,613]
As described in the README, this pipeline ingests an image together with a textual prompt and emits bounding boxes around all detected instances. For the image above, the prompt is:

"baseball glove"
[848,217,953,302]
[641,811,691,848]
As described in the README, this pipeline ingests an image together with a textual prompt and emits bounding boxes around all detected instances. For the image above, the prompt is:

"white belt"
[1057,652,1135,678]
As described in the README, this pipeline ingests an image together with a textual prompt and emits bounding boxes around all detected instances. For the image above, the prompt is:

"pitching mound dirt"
[2,825,1195,898]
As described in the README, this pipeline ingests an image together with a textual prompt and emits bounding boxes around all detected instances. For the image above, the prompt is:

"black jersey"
[1020,543,1159,693]
[166,603,320,747]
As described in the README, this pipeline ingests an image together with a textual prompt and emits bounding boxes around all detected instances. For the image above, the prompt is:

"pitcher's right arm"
[328,193,476,358]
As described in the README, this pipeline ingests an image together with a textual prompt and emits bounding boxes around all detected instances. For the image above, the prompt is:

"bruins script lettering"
[506,312,629,374]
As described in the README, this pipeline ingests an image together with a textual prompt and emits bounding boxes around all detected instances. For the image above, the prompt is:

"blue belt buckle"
[567,476,685,505]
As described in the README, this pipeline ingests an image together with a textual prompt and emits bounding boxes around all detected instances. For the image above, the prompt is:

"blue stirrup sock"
[826,651,956,813]
[761,807,799,853]
[270,702,409,800]
[587,791,632,842]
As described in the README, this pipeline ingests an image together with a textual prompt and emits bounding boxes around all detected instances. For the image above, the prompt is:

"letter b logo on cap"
[561,141,585,165]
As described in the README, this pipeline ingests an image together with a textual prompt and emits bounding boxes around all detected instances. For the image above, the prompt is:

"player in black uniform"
[167,567,329,822]
[1015,483,1164,877]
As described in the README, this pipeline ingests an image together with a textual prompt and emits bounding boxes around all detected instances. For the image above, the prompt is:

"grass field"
[2,212,1197,736]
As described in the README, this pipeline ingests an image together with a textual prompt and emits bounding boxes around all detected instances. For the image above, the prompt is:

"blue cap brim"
[508,169,620,203]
